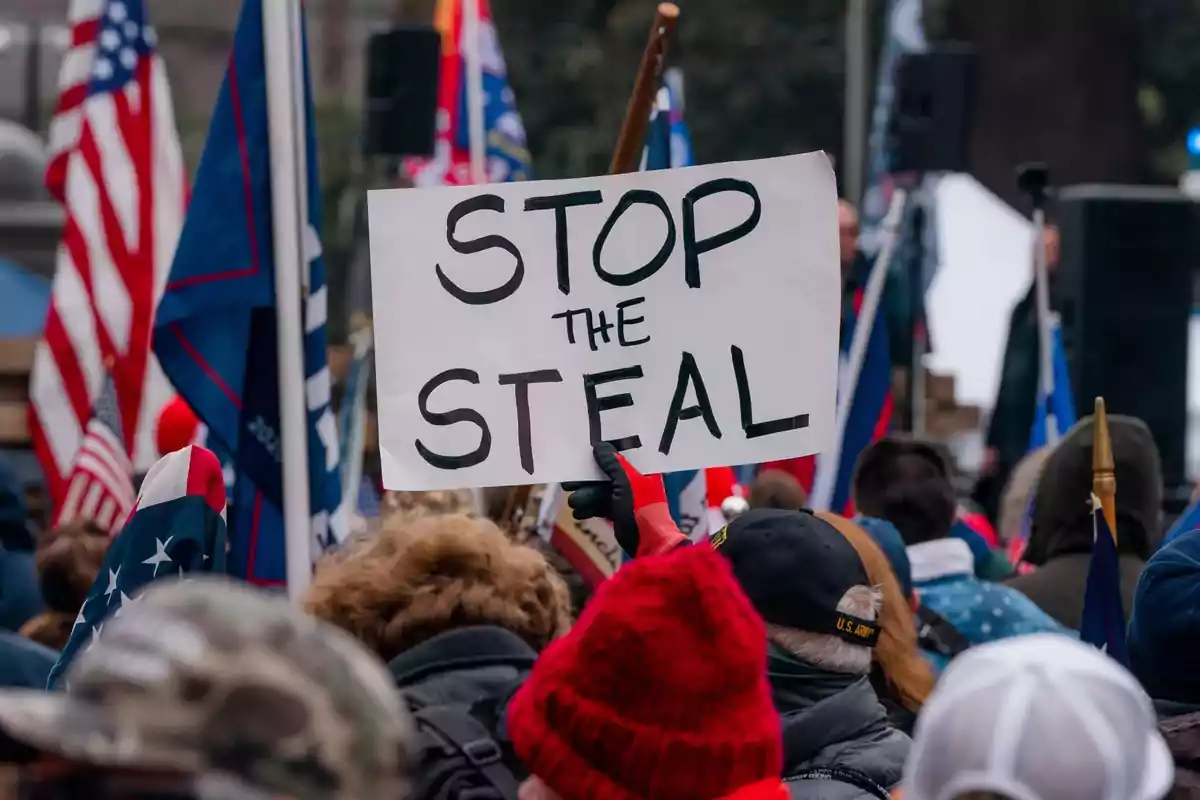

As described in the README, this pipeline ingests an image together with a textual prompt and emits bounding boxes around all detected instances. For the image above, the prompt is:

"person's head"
[904,634,1173,800]
[17,520,110,650]
[853,438,957,546]
[839,199,860,273]
[1041,224,1060,272]
[305,513,570,661]
[1128,528,1200,706]
[0,577,415,799]
[1027,414,1162,565]
[714,508,881,675]
[379,489,474,526]
[819,513,934,714]
[748,468,807,511]
[997,447,1050,547]
[508,546,783,800]
[154,396,200,458]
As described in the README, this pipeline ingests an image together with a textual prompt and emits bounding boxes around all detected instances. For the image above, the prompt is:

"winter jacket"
[0,547,43,633]
[776,671,910,798]
[1157,702,1200,799]
[910,538,1069,650]
[0,630,56,689]
[388,625,537,709]
[388,624,538,779]
[1006,552,1148,632]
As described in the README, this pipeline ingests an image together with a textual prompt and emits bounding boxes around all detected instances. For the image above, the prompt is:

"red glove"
[562,442,686,558]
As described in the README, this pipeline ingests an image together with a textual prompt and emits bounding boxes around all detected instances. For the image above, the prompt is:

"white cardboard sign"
[368,152,841,490]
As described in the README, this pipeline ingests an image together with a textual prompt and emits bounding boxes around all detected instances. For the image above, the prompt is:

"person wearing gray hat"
[0,577,415,799]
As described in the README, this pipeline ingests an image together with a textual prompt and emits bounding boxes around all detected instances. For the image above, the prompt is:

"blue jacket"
[0,453,42,632]
[0,630,57,688]
[0,547,44,632]
[909,538,1071,662]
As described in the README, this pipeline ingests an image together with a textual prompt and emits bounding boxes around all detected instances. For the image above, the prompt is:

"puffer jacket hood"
[1027,414,1162,565]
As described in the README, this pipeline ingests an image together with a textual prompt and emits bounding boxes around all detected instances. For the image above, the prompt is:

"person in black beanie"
[1006,413,1163,629]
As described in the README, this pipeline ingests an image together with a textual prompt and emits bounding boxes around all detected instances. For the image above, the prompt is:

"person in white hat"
[902,633,1174,800]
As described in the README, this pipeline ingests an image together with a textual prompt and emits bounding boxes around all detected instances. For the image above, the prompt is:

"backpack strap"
[785,766,891,799]
[415,706,521,800]
[916,603,972,659]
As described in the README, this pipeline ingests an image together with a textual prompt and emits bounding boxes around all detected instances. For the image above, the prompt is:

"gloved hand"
[562,442,686,558]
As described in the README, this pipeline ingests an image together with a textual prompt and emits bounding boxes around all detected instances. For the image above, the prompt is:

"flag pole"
[263,0,314,600]
[1092,397,1117,542]
[463,0,487,185]
[609,2,680,174]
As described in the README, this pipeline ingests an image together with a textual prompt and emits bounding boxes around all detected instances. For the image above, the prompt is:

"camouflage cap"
[0,577,414,800]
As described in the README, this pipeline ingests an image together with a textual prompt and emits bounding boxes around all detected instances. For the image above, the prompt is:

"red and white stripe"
[31,0,186,509]
[54,416,136,535]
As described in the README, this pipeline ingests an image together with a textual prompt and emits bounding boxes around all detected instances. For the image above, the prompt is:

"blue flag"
[1080,495,1128,665]
[811,257,894,514]
[48,446,229,687]
[1029,316,1076,449]
[152,0,344,587]
[641,70,693,171]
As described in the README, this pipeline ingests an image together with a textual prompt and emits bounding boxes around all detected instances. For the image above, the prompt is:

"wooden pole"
[1092,397,1117,541]
[608,2,681,174]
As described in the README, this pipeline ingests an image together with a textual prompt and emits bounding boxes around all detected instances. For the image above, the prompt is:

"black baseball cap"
[711,508,880,647]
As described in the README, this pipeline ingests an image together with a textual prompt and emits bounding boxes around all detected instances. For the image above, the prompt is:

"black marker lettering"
[585,308,613,352]
[593,190,676,287]
[436,194,524,305]
[525,190,604,296]
[682,178,762,288]
[659,352,722,455]
[415,368,492,469]
[551,308,589,345]
[499,370,564,475]
[731,345,809,438]
[583,366,644,452]
[616,297,650,347]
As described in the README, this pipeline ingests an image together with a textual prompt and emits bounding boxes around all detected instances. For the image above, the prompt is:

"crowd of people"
[0,398,1191,799]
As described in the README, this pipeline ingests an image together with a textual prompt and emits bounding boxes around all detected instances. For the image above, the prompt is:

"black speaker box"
[1057,185,1195,493]
[888,47,976,173]
[364,27,441,158]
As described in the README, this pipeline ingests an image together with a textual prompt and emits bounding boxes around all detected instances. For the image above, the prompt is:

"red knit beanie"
[507,545,782,800]
[155,396,200,457]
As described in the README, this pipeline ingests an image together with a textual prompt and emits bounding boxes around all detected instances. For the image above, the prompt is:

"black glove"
[562,442,684,558]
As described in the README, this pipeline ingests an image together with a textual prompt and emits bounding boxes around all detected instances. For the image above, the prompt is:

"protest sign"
[368,152,840,490]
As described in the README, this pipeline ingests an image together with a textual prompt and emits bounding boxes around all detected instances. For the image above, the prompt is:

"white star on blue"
[88,0,157,96]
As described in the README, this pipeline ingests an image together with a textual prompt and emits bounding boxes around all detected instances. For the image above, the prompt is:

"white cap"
[904,633,1174,800]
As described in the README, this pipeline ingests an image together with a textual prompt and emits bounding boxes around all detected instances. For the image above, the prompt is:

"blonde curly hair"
[305,514,570,661]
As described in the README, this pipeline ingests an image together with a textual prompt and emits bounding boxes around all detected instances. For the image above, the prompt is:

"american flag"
[48,444,228,688]
[31,0,186,512]
[53,372,135,534]
[1080,494,1129,665]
